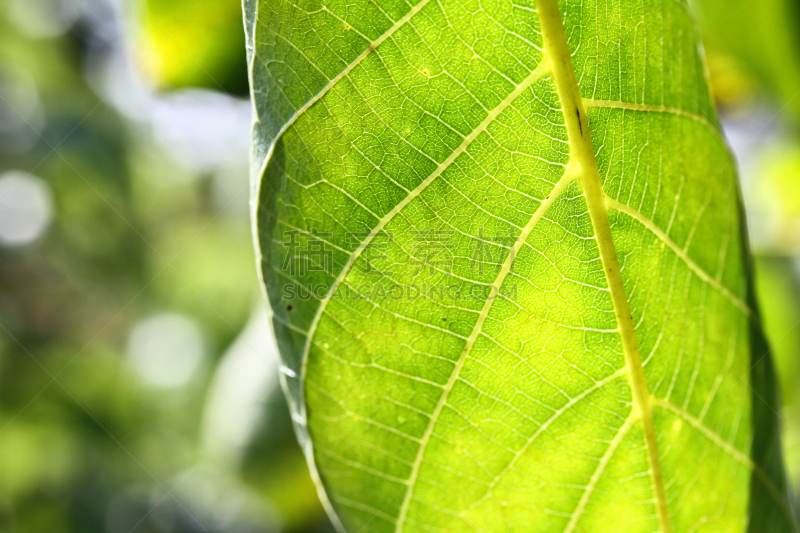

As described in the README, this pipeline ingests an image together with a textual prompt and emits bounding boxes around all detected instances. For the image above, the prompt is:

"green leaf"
[693,0,800,120]
[139,0,249,94]
[245,0,797,531]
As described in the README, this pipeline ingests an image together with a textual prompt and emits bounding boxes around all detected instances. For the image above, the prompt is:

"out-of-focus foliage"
[695,0,800,511]
[1,0,800,531]
[751,144,800,252]
[0,0,329,531]
[756,256,800,499]
[137,0,249,95]
[755,257,800,407]
[694,0,800,119]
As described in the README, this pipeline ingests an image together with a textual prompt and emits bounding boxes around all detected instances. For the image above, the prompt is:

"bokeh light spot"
[127,312,205,389]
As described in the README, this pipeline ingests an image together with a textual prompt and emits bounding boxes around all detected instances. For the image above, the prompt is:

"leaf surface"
[245,0,796,530]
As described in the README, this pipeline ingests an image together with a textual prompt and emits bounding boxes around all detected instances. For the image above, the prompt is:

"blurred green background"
[0,0,798,531]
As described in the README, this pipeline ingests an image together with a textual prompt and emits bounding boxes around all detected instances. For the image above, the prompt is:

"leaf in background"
[246,0,796,531]
[138,0,249,95]
[692,0,800,119]
[754,256,800,487]
[751,143,800,253]
[755,256,800,412]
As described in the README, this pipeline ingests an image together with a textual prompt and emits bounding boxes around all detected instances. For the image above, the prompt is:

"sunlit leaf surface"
[246,0,796,530]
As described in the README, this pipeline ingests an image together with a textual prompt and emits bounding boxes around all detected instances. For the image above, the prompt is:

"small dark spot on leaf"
[576,108,583,135]
[286,304,293,312]
[442,317,447,322]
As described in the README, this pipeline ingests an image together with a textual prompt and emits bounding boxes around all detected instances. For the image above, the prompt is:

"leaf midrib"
[536,1,671,531]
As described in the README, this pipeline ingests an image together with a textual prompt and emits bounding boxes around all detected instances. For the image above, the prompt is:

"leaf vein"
[536,1,672,529]
[583,98,717,134]
[298,58,552,416]
[563,414,638,533]
[606,197,752,316]
[394,161,576,532]
[652,397,795,523]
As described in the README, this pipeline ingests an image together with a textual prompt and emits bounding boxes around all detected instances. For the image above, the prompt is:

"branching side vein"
[394,149,575,533]
[535,1,671,531]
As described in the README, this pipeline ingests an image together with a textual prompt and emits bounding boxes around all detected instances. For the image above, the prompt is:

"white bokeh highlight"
[127,312,205,389]
[0,170,54,246]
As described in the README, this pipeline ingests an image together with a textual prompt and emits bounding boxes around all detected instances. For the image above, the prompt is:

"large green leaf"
[245,0,796,530]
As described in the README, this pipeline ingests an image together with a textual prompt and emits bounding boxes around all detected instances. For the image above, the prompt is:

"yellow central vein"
[394,161,575,533]
[606,197,752,316]
[535,1,671,531]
